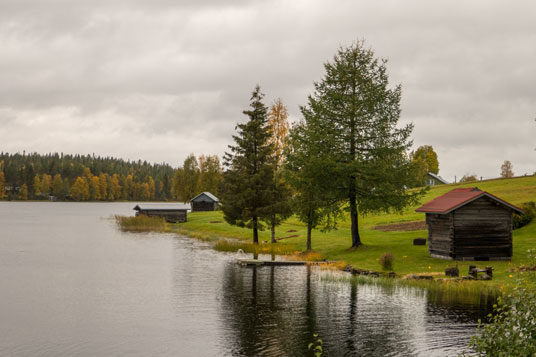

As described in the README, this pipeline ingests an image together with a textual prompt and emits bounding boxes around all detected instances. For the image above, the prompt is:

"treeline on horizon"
[0,152,222,202]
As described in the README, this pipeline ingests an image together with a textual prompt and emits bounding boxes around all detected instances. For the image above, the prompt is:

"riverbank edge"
[114,214,510,300]
[165,223,504,301]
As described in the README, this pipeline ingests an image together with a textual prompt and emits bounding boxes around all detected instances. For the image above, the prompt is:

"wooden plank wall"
[192,201,216,212]
[427,213,454,258]
[138,210,187,223]
[452,197,512,259]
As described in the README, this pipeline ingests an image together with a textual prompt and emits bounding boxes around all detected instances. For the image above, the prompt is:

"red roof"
[416,187,524,214]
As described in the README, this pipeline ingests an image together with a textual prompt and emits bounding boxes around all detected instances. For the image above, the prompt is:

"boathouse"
[190,192,219,212]
[133,203,189,223]
[416,187,523,261]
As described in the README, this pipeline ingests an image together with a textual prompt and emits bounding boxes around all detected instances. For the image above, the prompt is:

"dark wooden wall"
[136,210,187,223]
[452,197,512,260]
[192,201,217,212]
[426,213,454,258]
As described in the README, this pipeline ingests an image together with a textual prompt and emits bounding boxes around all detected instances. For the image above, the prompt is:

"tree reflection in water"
[219,262,491,356]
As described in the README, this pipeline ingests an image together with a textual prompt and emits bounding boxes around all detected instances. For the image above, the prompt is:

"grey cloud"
[0,0,535,178]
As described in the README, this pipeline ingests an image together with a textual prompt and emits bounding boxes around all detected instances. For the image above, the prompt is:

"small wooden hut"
[416,187,523,261]
[133,204,189,223]
[190,192,219,212]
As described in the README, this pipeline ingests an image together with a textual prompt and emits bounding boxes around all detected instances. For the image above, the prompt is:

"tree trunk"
[349,194,361,247]
[253,215,259,244]
[271,216,277,243]
[306,221,312,251]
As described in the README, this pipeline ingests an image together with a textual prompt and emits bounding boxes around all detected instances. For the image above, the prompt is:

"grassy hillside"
[172,175,536,287]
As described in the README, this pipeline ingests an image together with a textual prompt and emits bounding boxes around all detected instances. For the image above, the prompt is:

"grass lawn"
[170,175,536,289]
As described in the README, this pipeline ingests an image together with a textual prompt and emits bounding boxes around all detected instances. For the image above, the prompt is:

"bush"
[470,281,536,355]
[460,174,478,182]
[379,253,395,270]
[512,201,536,230]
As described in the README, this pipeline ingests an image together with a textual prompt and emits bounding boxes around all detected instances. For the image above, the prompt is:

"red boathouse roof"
[415,187,524,214]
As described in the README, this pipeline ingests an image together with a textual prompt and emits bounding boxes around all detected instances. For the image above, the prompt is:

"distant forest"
[0,152,222,202]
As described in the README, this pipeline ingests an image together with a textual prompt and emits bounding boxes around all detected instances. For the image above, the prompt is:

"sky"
[1,0,535,182]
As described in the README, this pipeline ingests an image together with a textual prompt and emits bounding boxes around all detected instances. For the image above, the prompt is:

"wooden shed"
[133,204,189,223]
[190,192,219,212]
[416,187,523,261]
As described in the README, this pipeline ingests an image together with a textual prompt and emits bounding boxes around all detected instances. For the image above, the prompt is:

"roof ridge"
[415,187,523,214]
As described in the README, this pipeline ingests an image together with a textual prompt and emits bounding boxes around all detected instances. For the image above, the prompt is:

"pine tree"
[221,85,277,244]
[302,41,425,248]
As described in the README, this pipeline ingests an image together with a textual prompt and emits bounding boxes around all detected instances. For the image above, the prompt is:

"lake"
[0,202,491,356]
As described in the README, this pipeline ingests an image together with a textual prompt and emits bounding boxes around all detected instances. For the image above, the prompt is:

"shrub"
[379,253,395,270]
[470,281,536,355]
[512,201,536,230]
[460,174,478,182]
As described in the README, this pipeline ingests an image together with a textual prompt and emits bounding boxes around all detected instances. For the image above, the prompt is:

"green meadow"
[168,175,536,289]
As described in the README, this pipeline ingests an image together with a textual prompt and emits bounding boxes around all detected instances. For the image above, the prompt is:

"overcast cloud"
[1,0,535,181]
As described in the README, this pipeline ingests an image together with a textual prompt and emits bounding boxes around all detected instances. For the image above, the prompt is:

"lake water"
[0,202,491,356]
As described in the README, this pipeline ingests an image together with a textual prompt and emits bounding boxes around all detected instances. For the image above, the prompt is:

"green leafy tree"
[172,154,200,202]
[410,145,439,187]
[285,121,342,250]
[471,280,536,355]
[302,41,425,248]
[197,155,222,195]
[220,85,277,244]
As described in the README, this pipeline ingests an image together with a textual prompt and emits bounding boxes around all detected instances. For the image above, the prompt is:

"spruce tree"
[221,86,276,244]
[302,41,425,248]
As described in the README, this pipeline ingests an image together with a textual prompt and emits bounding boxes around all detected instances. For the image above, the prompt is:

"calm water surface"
[0,202,490,356]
